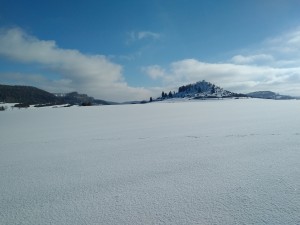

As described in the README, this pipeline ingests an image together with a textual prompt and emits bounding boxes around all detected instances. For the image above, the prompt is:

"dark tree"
[211,85,215,94]
[162,91,168,98]
[150,97,153,102]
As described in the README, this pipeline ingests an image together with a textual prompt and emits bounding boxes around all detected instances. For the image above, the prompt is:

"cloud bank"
[143,27,300,96]
[0,28,152,102]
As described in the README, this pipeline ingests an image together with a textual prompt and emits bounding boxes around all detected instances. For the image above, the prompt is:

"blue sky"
[1,0,300,101]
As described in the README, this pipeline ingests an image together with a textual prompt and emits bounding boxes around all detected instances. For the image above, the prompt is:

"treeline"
[161,91,175,99]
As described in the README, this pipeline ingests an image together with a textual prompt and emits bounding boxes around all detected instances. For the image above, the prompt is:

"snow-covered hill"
[159,80,245,100]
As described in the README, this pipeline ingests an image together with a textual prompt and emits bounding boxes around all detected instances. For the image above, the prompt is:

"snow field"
[0,99,300,224]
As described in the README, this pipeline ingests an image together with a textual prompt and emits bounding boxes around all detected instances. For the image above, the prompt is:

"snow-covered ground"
[1,99,300,225]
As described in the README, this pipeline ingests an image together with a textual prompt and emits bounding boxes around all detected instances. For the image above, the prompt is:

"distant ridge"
[0,84,116,105]
[54,92,117,105]
[0,84,58,104]
[247,91,295,100]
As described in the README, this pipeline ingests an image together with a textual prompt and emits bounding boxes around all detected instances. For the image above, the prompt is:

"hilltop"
[158,80,246,100]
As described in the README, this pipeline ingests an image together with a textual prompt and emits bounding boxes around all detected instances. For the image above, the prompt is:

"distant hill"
[158,80,246,100]
[54,92,118,105]
[0,84,116,105]
[247,91,295,100]
[0,84,58,104]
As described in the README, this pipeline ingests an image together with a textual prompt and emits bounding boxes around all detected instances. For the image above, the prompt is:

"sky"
[1,0,300,101]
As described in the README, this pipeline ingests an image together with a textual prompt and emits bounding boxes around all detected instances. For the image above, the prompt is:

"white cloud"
[128,31,161,43]
[231,54,274,64]
[142,65,166,80]
[0,28,153,102]
[137,31,160,40]
[230,28,300,66]
[264,27,300,56]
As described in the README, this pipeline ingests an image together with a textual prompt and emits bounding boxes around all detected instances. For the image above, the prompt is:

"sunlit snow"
[1,99,300,224]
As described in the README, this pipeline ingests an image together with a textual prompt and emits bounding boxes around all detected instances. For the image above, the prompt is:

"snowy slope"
[1,99,300,225]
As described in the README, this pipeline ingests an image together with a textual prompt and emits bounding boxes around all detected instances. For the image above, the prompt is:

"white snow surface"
[1,99,300,225]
